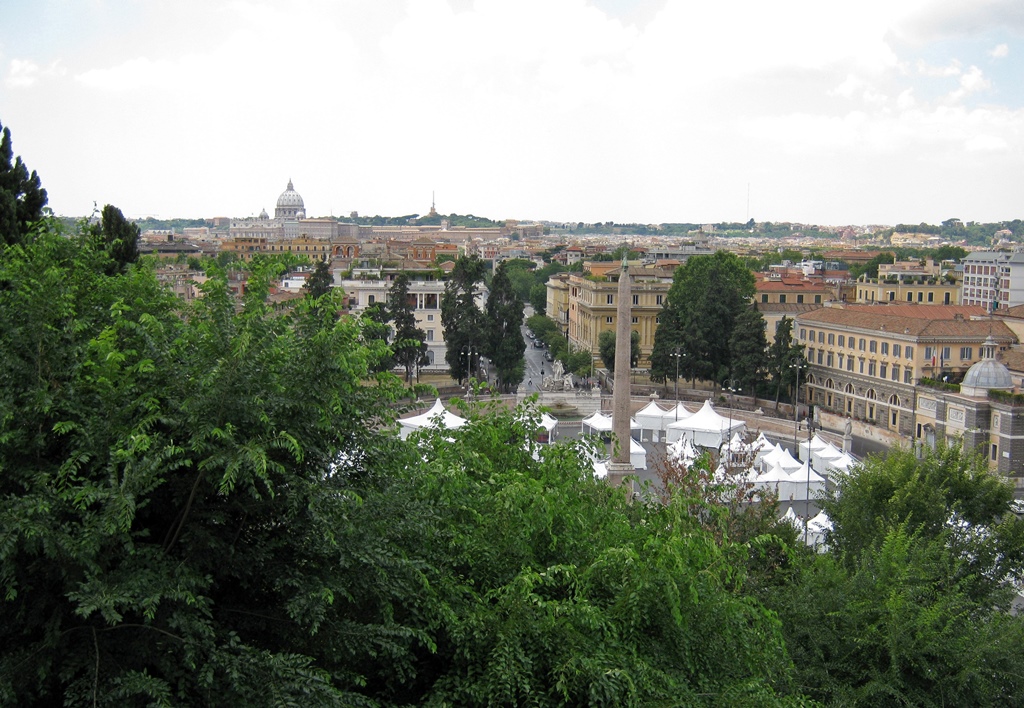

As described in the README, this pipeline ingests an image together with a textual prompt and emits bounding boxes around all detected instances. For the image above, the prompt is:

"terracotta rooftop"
[797,305,1017,341]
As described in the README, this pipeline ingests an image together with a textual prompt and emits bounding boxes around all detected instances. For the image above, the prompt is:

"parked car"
[534,341,544,348]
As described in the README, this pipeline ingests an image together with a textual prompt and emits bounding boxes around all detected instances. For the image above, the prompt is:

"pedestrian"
[528,378,532,388]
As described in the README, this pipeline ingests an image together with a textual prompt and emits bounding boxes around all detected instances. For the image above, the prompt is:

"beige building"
[795,304,1016,437]
[559,262,673,367]
[855,276,957,305]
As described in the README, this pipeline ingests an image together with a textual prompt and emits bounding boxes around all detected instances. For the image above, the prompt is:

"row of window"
[801,329,915,359]
[759,293,822,304]
[807,347,914,383]
[605,294,665,305]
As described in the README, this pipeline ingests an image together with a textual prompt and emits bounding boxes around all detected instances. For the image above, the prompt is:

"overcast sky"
[1,0,1021,226]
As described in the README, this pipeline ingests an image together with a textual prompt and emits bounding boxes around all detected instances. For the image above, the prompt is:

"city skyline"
[1,0,1021,226]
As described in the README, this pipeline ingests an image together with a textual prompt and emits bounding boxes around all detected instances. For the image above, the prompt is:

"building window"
[779,294,787,303]
[606,316,613,324]
[828,333,835,345]
[880,363,887,379]
[827,353,833,367]
[892,410,899,426]
[838,354,844,369]
[838,335,845,347]
[893,344,901,357]
[924,346,933,361]
[815,295,822,303]
[960,346,973,360]
[859,338,866,351]
[906,346,913,360]
[907,292,913,302]
[869,340,877,353]
[368,295,375,305]
[892,365,899,381]
[881,342,889,355]
[809,330,815,342]
[632,295,639,305]
[817,350,823,364]
[818,332,825,343]
[606,294,613,304]
[992,444,998,461]
[656,295,663,305]
[904,368,912,383]
[426,329,434,341]
[797,294,804,303]
[847,357,854,371]
[859,359,865,373]
[800,328,806,340]
[631,316,639,324]
[942,346,951,361]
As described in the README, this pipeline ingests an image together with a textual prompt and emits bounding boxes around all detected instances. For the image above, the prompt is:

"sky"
[1,0,1022,226]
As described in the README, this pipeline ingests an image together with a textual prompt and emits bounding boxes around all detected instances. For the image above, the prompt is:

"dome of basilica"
[275,179,304,219]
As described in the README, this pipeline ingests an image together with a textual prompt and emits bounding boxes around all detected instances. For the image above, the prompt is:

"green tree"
[441,255,487,384]
[303,258,333,301]
[528,282,548,314]
[767,316,803,409]
[653,251,755,386]
[484,261,526,392]
[728,304,768,401]
[598,329,640,372]
[849,251,895,279]
[767,444,1024,705]
[0,120,47,247]
[361,301,394,373]
[388,272,428,383]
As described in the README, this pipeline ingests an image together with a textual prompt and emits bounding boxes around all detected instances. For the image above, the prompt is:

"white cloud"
[5,58,65,88]
[989,43,1009,59]
[947,65,991,102]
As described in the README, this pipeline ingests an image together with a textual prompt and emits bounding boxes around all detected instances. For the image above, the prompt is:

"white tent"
[754,440,776,466]
[660,403,693,430]
[787,462,826,502]
[805,510,833,549]
[782,506,805,532]
[760,444,802,474]
[798,433,833,462]
[593,460,608,479]
[630,438,647,470]
[811,443,844,473]
[755,460,794,500]
[826,453,858,478]
[581,410,640,439]
[635,401,669,441]
[399,399,467,440]
[664,400,745,446]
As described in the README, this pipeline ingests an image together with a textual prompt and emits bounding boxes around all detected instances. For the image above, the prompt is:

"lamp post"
[670,347,682,420]
[723,378,738,459]
[462,345,476,394]
[789,356,805,458]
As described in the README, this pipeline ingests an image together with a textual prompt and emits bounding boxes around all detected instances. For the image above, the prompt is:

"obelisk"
[607,253,634,488]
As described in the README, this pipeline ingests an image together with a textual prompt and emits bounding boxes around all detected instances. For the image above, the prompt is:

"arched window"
[889,393,900,407]
[845,383,855,394]
[866,389,877,400]
[825,378,835,389]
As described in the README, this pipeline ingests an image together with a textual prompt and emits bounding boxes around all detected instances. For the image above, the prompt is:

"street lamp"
[462,345,477,389]
[789,356,805,458]
[670,347,682,420]
[723,378,739,457]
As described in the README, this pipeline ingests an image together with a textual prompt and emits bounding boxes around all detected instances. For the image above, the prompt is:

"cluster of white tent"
[581,410,647,470]
[635,399,746,447]
[399,399,561,444]
[781,506,833,549]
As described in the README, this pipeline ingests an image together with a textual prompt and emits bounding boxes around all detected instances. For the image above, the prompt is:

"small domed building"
[914,335,1024,494]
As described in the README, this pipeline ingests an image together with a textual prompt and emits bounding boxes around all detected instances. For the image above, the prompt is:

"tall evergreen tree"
[768,316,803,409]
[728,304,768,403]
[441,255,487,384]
[0,120,48,247]
[484,261,526,392]
[388,272,428,383]
[303,259,334,301]
[88,204,140,274]
[360,301,394,373]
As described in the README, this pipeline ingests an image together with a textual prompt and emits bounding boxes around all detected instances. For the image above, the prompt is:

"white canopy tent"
[667,437,699,467]
[399,399,467,440]
[664,400,745,446]
[798,433,833,463]
[786,462,826,502]
[660,403,693,429]
[630,438,648,470]
[760,444,802,474]
[635,401,669,441]
[581,410,640,440]
[826,453,858,477]
[755,460,794,500]
[805,510,833,549]
[537,412,558,444]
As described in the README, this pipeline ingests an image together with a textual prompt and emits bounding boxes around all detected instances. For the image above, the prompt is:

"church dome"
[962,360,1012,392]
[275,179,304,219]
[960,336,1013,396]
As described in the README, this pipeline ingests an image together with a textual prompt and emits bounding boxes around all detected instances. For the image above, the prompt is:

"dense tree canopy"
[484,261,526,392]
[441,255,487,384]
[652,251,756,386]
[388,272,428,382]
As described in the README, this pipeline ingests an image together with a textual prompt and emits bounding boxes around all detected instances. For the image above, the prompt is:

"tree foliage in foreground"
[764,444,1024,706]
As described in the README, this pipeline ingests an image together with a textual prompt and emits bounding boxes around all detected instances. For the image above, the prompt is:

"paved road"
[520,323,550,392]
